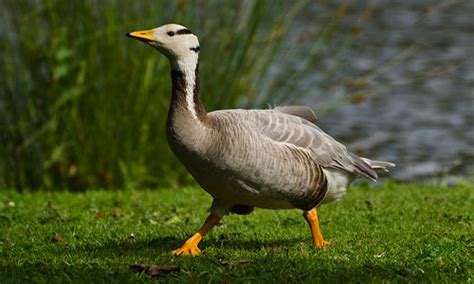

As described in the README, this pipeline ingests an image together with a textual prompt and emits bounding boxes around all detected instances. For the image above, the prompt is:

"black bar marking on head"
[176,28,193,35]
[190,46,200,52]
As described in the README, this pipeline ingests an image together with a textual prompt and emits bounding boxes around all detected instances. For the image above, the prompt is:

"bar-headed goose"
[127,24,395,256]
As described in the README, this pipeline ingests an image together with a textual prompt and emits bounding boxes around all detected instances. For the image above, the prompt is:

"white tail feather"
[361,158,396,172]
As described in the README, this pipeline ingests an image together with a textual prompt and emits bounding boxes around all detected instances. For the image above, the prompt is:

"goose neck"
[169,61,207,122]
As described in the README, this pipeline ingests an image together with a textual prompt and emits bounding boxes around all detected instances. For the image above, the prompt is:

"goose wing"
[254,110,377,180]
[274,106,317,123]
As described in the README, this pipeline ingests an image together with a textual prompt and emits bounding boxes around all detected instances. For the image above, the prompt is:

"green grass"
[1,183,472,283]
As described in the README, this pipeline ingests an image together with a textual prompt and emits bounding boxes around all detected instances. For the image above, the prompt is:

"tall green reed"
[0,0,358,190]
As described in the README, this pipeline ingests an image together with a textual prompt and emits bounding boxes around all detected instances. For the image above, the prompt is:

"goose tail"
[360,158,396,172]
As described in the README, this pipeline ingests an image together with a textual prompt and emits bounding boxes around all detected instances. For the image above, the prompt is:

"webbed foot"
[171,241,201,256]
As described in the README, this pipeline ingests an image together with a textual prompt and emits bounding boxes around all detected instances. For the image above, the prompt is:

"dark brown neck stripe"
[170,64,208,123]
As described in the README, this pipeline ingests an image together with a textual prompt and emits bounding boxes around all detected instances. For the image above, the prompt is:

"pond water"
[296,1,473,180]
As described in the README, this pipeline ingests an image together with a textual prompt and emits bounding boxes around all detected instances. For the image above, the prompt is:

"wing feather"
[255,110,377,180]
[274,106,317,123]
[208,108,377,180]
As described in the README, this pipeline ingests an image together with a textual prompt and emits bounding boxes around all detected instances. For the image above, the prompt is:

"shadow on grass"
[2,236,468,282]
[72,235,306,258]
[1,257,451,283]
[0,263,146,283]
[207,237,306,252]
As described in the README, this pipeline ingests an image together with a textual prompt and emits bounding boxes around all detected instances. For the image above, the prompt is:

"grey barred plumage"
[274,106,317,123]
[127,23,395,255]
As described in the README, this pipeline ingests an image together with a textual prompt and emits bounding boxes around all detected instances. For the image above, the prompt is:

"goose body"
[128,24,395,255]
[171,107,368,214]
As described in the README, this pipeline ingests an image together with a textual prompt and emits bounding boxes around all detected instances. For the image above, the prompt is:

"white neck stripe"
[174,55,199,121]
[184,68,197,120]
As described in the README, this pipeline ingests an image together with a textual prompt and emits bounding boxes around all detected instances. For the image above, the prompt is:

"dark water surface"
[296,1,473,180]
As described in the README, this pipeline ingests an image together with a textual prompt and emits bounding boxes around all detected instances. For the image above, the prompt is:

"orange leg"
[303,208,330,248]
[171,213,220,256]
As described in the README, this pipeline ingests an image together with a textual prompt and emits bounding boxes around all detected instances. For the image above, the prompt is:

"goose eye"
[167,31,175,36]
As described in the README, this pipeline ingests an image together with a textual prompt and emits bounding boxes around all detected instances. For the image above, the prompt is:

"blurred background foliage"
[0,0,351,190]
[1,0,472,190]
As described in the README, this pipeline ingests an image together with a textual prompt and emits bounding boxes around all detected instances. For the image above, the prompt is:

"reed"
[0,1,358,190]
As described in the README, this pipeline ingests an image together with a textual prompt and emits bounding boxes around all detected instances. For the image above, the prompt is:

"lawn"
[0,183,472,283]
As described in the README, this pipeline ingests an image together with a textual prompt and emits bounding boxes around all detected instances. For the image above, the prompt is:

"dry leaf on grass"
[96,210,106,219]
[219,259,253,269]
[130,264,187,277]
[111,210,121,218]
[52,232,66,245]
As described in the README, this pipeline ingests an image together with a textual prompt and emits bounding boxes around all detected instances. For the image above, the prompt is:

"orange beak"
[126,29,155,43]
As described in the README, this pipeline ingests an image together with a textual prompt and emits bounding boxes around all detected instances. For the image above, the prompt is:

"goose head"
[127,24,200,70]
